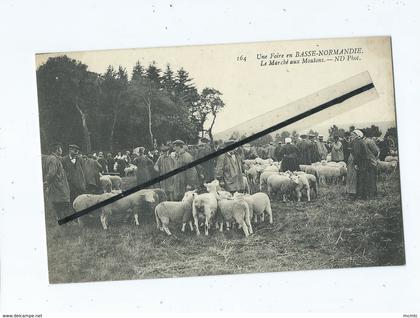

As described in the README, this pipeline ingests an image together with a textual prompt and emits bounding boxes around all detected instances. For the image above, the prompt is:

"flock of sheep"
[72,154,399,237]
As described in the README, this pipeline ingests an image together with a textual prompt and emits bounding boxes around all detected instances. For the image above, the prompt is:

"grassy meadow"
[44,173,405,284]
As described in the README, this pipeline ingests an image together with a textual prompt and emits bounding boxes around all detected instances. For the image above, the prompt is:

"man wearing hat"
[44,142,70,220]
[331,135,344,162]
[172,139,199,200]
[133,147,154,187]
[315,135,328,161]
[297,133,311,165]
[308,134,321,163]
[81,153,103,194]
[349,129,372,199]
[274,140,283,162]
[61,144,86,206]
[267,141,276,160]
[196,137,215,183]
[215,140,244,193]
[154,144,176,200]
[278,137,299,172]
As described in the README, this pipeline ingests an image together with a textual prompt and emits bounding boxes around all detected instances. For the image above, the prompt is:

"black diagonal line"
[58,82,374,225]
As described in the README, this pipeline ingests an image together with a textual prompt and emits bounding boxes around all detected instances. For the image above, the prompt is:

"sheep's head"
[289,175,300,185]
[217,190,233,200]
[182,191,195,202]
[142,191,156,203]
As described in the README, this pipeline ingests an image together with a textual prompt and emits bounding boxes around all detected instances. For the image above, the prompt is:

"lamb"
[217,196,253,236]
[99,175,112,193]
[124,164,137,177]
[385,156,398,163]
[267,174,300,202]
[109,175,122,192]
[100,190,157,229]
[154,191,195,236]
[192,180,219,236]
[259,171,280,191]
[295,172,317,199]
[377,160,398,174]
[234,192,273,224]
[316,165,341,185]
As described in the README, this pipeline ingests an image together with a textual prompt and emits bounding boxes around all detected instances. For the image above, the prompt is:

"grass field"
[45,173,405,284]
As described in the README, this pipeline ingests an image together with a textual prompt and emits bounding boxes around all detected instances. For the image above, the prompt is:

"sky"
[36,36,396,134]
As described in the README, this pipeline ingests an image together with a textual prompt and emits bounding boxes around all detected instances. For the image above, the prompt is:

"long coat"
[346,153,357,194]
[352,138,377,198]
[297,139,312,164]
[215,152,244,192]
[279,143,300,172]
[173,150,199,199]
[61,155,86,202]
[154,153,176,194]
[82,158,102,188]
[196,144,215,183]
[44,154,70,203]
[331,140,344,162]
[316,141,328,160]
[133,155,154,186]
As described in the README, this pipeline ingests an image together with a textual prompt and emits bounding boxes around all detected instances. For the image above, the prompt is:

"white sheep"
[217,197,253,236]
[234,192,273,224]
[267,174,300,202]
[154,191,195,236]
[192,180,219,236]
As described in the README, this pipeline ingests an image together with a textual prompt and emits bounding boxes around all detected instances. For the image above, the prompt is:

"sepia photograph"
[35,36,405,284]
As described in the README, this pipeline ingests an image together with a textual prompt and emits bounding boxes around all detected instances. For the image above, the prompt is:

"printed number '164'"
[237,55,247,62]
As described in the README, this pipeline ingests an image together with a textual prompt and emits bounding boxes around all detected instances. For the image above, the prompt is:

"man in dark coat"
[154,145,177,200]
[278,138,300,172]
[308,134,321,163]
[297,134,312,164]
[351,130,373,199]
[106,153,115,173]
[172,140,199,200]
[215,140,244,193]
[44,143,70,220]
[132,147,154,187]
[274,141,283,162]
[82,154,102,194]
[196,137,215,183]
[341,132,352,163]
[378,137,390,161]
[364,135,380,198]
[61,144,86,206]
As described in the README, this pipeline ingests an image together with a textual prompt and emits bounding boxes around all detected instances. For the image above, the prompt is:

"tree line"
[36,56,225,154]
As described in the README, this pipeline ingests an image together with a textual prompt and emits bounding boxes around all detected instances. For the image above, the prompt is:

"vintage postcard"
[36,36,404,284]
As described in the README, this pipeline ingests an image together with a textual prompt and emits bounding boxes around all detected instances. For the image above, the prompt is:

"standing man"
[278,138,300,172]
[172,139,199,200]
[267,141,276,160]
[44,143,70,221]
[308,134,321,163]
[215,140,244,193]
[331,135,344,162]
[196,137,215,183]
[154,145,177,200]
[81,154,102,194]
[132,147,154,187]
[106,153,115,173]
[274,141,283,162]
[351,130,371,199]
[364,134,380,198]
[297,133,310,164]
[316,135,328,161]
[97,152,107,173]
[342,132,352,163]
[61,144,86,206]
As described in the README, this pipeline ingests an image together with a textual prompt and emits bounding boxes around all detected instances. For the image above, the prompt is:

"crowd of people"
[42,129,394,222]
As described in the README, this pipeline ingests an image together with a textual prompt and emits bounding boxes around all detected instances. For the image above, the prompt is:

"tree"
[146,62,162,85]
[360,124,382,138]
[36,55,100,153]
[131,61,145,81]
[193,88,225,142]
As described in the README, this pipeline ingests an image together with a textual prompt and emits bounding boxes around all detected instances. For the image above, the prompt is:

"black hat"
[49,142,62,151]
[69,144,80,150]
[200,137,209,143]
[172,139,185,146]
